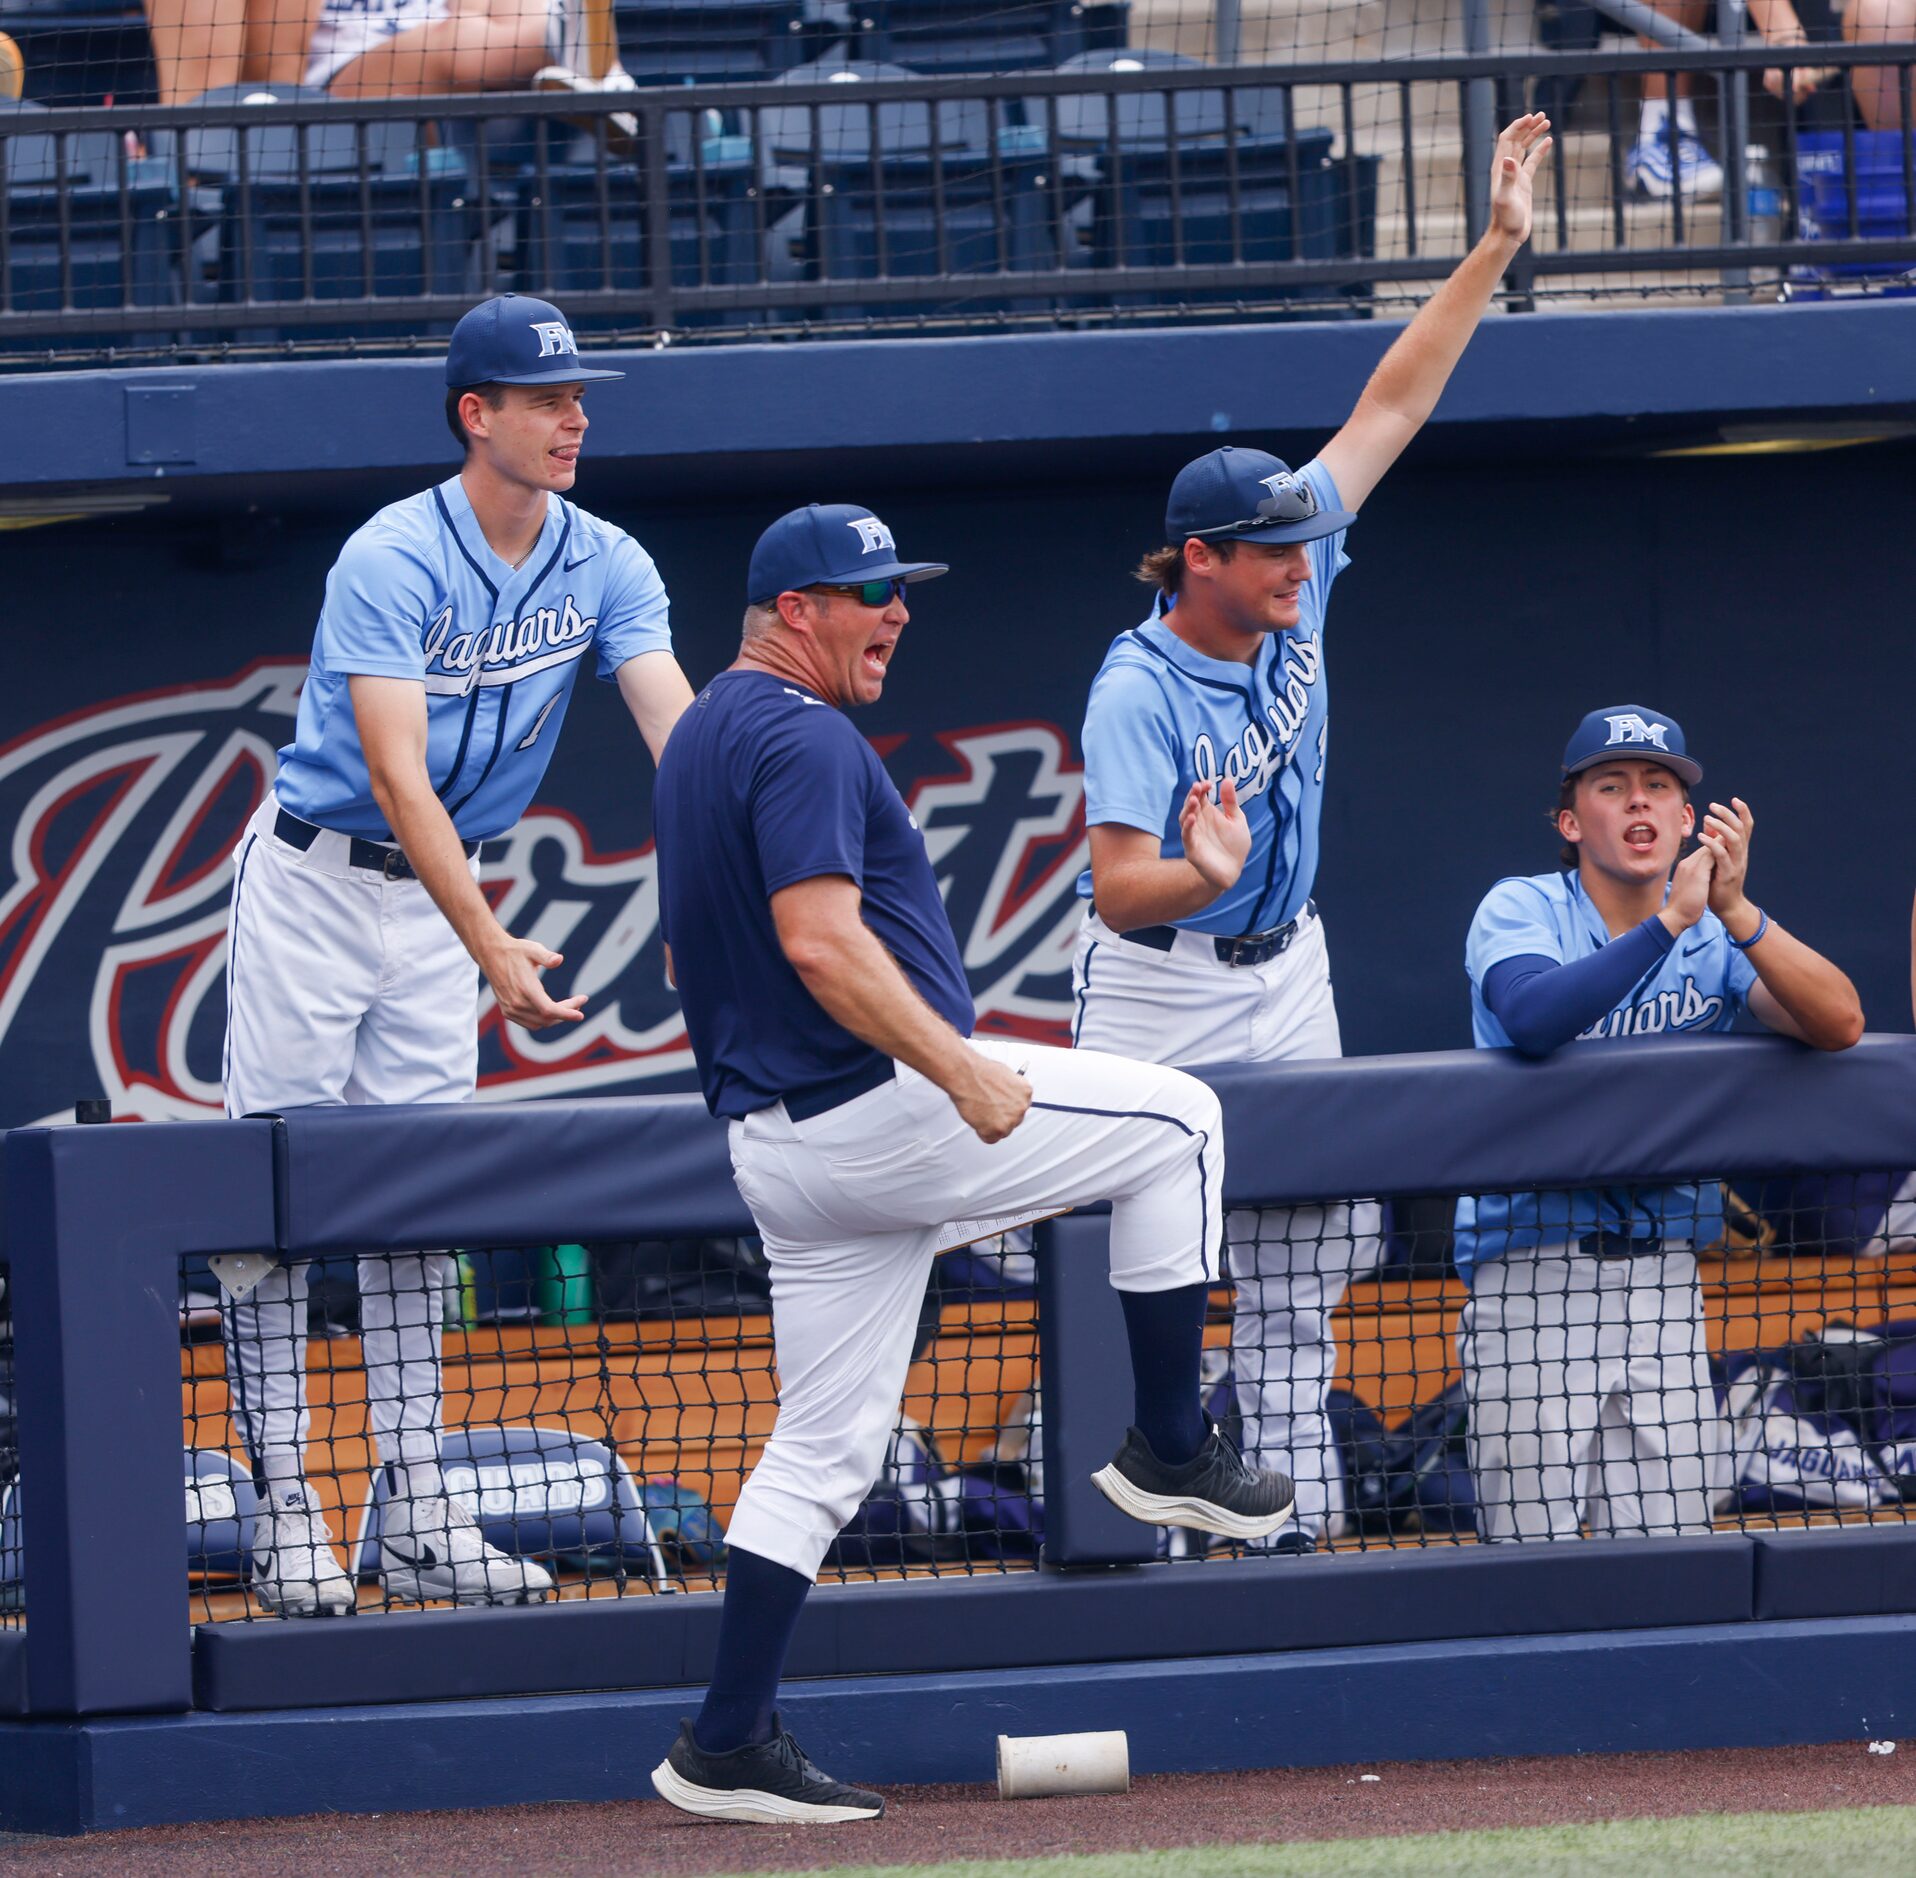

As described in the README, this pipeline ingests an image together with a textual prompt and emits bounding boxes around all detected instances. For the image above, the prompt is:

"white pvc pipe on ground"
[996,1730,1132,1799]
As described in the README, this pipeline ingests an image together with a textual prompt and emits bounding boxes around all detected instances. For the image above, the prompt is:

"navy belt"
[1119,900,1316,969]
[1580,1231,1663,1260]
[274,807,478,881]
[783,1057,897,1124]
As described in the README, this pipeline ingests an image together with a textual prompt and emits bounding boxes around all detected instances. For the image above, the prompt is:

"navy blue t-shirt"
[654,668,976,1119]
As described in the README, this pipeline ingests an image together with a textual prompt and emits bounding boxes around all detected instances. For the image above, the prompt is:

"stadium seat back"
[855,0,1129,76]
[757,56,985,163]
[1050,46,1288,150]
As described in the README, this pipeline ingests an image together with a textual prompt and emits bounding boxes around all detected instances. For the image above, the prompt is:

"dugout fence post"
[1034,1213,1156,1567]
[5,1120,280,1716]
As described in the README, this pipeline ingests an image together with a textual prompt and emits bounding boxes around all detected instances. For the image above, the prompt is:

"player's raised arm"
[1316,113,1552,513]
[351,673,585,1031]
[1698,796,1864,1050]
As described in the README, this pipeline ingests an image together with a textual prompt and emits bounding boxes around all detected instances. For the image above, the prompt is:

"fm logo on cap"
[1605,712,1671,751]
[849,517,895,554]
[532,320,579,358]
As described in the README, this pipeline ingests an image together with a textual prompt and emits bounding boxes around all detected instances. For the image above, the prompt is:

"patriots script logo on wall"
[0,663,1088,1126]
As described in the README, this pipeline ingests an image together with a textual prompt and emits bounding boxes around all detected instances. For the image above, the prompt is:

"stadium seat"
[1786,128,1916,301]
[851,0,1129,76]
[174,86,475,338]
[0,0,153,105]
[1048,49,1377,316]
[756,57,1055,319]
[0,97,179,338]
[516,127,762,329]
[612,0,825,87]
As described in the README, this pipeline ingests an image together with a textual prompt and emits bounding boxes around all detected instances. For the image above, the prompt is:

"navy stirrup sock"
[693,1547,812,1754]
[1118,1280,1211,1466]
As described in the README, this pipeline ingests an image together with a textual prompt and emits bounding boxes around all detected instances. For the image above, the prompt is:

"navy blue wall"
[0,308,1911,1125]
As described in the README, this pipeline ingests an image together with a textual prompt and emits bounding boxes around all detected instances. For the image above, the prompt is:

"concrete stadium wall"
[0,303,1910,1125]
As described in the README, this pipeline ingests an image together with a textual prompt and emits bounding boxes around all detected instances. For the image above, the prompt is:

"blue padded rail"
[1753,1525,1916,1620]
[268,1033,1916,1253]
[271,1094,751,1253]
[190,1534,1753,1712]
[0,1633,25,1716]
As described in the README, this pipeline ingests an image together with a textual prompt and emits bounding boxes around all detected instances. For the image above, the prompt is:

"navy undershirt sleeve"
[1482,916,1676,1057]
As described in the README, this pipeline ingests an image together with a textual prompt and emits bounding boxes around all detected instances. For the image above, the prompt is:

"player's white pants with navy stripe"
[221,796,478,1483]
[724,1037,1224,1581]
[1070,906,1382,1540]
[1459,1246,1728,1541]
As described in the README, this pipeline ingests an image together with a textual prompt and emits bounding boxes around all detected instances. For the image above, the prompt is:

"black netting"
[1159,1172,1916,1563]
[180,1230,1042,1621]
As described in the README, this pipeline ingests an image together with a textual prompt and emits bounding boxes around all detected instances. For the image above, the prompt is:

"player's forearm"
[372,772,510,968]
[1091,855,1227,931]
[616,651,697,765]
[1738,913,1865,1050]
[1359,230,1518,432]
[784,919,983,1097]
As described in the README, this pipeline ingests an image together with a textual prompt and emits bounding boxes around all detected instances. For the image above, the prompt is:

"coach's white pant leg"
[1586,1255,1724,1537]
[1459,1253,1590,1541]
[723,1041,1226,1577]
[221,813,381,1481]
[346,872,480,1472]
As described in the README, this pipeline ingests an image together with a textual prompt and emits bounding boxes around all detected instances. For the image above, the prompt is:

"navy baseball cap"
[747,504,948,605]
[1166,446,1356,546]
[1561,704,1703,786]
[445,294,625,390]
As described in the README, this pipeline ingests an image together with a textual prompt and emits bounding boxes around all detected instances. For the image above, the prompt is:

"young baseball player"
[222,293,694,1616]
[1073,114,1554,1552]
[1456,705,1863,1541]
[647,503,1294,1824]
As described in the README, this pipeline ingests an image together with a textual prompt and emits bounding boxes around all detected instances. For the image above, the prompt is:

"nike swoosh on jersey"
[564,554,594,571]
[1682,938,1710,956]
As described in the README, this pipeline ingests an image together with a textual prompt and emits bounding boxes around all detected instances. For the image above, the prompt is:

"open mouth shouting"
[1623,820,1660,855]
[862,633,897,684]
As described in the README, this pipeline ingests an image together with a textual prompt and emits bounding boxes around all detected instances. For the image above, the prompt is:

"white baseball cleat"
[531,64,639,156]
[377,1464,555,1607]
[250,1484,356,1617]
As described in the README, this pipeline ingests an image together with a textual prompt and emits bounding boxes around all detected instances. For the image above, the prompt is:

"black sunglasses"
[1190,472,1320,540]
[812,577,908,606]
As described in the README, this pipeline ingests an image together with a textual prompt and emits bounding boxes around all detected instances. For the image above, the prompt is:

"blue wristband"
[1727,908,1769,951]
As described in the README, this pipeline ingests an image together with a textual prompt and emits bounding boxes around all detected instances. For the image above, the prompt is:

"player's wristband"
[1726,908,1769,951]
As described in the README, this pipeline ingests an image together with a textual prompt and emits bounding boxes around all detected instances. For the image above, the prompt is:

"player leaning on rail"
[1456,706,1862,1543]
[1071,115,1553,1553]
[220,294,694,1617]
[646,504,1294,1825]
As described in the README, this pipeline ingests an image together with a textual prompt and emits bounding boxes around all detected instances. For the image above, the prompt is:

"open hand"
[1180,775,1251,894]
[1660,843,1716,936]
[484,935,587,1030]
[1699,796,1756,924]
[1489,111,1553,246]
[953,1052,1032,1145]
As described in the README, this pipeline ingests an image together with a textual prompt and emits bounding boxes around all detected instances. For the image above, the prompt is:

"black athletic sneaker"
[651,1716,886,1824]
[1091,1423,1296,1541]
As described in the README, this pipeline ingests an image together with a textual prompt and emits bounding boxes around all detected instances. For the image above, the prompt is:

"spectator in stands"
[1846,0,1916,131]
[136,0,627,110]
[1454,706,1861,1543]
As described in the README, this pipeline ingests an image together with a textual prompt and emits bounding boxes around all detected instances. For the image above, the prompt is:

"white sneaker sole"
[380,1567,553,1607]
[1089,1463,1295,1540]
[252,1577,356,1617]
[650,1757,883,1823]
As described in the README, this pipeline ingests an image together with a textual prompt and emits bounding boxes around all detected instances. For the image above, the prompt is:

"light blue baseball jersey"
[1453,869,1760,1284]
[1076,456,1349,935]
[274,475,671,841]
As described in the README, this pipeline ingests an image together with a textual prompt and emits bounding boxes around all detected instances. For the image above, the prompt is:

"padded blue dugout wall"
[3,1035,1916,1827]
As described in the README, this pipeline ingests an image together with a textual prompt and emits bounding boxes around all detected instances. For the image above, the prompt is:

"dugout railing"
[0,42,1913,361]
[3,1034,1916,1831]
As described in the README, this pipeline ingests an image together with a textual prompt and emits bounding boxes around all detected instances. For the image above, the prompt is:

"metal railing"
[0,44,1912,360]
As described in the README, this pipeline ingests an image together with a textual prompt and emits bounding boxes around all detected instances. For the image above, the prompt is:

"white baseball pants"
[1070,908,1382,1539]
[724,1036,1224,1581]
[1459,1246,1728,1541]
[222,796,479,1484]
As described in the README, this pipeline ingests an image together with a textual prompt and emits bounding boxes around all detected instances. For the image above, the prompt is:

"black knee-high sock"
[693,1547,812,1754]
[1118,1280,1210,1465]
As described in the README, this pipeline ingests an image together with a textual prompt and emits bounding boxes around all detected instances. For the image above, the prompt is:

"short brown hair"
[445,383,508,452]
[1135,538,1236,597]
